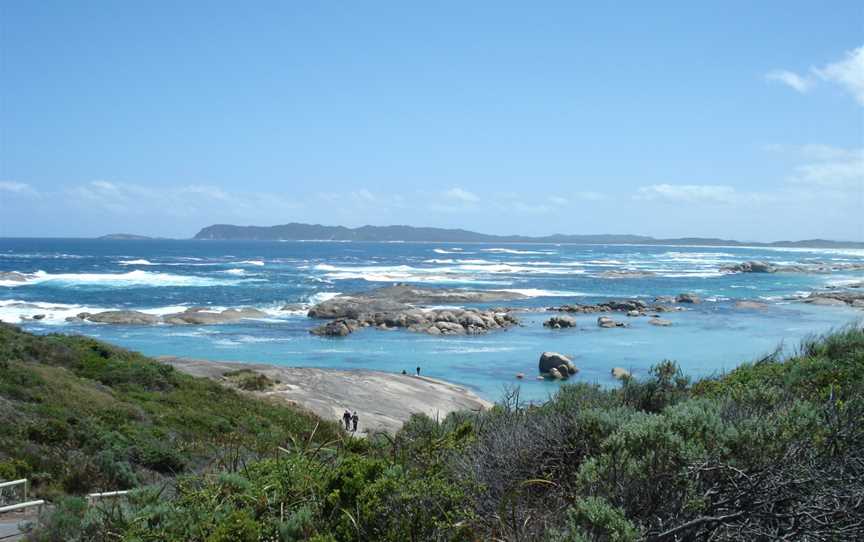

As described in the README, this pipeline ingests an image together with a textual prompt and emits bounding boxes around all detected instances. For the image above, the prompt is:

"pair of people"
[342,409,358,432]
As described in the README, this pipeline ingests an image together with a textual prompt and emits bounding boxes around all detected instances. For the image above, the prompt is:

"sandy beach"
[160,356,493,435]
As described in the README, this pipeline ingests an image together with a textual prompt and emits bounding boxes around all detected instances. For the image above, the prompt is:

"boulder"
[605,300,647,312]
[805,297,850,307]
[82,310,161,325]
[548,368,564,380]
[0,271,34,283]
[543,315,577,329]
[163,307,268,325]
[306,287,519,337]
[435,321,467,335]
[626,310,642,317]
[597,316,626,328]
[648,318,672,326]
[734,300,768,310]
[723,261,776,273]
[675,293,701,304]
[539,352,577,375]
[611,367,631,380]
[310,319,355,337]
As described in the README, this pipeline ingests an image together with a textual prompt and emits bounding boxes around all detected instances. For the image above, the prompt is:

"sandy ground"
[160,357,493,435]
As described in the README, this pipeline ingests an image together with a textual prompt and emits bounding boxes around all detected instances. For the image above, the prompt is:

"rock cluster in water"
[538,352,578,379]
[543,315,577,329]
[67,307,268,325]
[803,289,864,308]
[307,285,524,336]
[548,295,692,316]
[723,260,864,274]
[0,271,35,283]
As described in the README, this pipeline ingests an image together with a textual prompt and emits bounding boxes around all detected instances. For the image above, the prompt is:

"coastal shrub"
[548,497,639,542]
[619,359,690,413]
[223,368,277,391]
[6,323,864,541]
[0,322,339,499]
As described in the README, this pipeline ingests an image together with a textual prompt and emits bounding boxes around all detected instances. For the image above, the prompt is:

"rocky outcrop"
[308,286,525,317]
[162,307,268,325]
[309,306,518,336]
[611,367,631,380]
[549,299,648,314]
[307,286,521,336]
[723,261,864,274]
[538,352,578,379]
[735,300,769,310]
[597,316,627,328]
[0,271,35,283]
[804,290,864,309]
[675,293,701,304]
[543,315,577,329]
[723,261,776,273]
[76,310,161,325]
[648,318,672,326]
[69,307,268,325]
[310,319,358,336]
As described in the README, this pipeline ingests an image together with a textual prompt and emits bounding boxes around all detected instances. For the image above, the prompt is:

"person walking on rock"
[342,409,351,430]
[351,411,358,432]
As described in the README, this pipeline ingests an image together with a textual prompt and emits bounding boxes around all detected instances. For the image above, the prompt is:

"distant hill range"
[192,223,864,248]
[98,233,155,240]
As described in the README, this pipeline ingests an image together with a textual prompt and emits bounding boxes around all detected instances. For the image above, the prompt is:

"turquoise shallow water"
[2,239,862,401]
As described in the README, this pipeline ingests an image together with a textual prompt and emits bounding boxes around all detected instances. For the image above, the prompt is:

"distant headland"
[191,222,864,249]
[97,233,156,240]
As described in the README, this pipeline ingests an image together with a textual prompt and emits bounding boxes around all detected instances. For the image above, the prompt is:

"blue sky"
[1,1,862,240]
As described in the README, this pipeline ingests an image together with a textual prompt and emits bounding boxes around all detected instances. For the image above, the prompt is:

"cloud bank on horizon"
[1,2,861,241]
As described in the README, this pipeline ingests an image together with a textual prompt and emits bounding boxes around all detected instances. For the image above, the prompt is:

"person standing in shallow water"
[351,411,358,432]
[416,366,421,376]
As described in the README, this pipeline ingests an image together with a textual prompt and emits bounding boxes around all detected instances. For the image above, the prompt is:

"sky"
[1,1,862,241]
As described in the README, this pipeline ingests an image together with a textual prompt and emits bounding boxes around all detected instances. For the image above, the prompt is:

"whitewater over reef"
[2,238,862,400]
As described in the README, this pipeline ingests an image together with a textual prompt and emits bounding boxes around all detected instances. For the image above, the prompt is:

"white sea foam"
[500,288,590,297]
[481,248,556,255]
[433,248,464,254]
[223,268,248,276]
[586,259,625,265]
[119,259,155,265]
[238,260,265,266]
[308,291,341,304]
[0,269,248,288]
[0,299,194,324]
[655,271,726,278]
[313,262,585,283]
[423,258,494,264]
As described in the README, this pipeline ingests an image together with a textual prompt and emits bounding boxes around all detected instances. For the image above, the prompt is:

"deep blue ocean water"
[2,238,862,401]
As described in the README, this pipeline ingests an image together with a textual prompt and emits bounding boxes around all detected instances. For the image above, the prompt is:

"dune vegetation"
[1,322,862,541]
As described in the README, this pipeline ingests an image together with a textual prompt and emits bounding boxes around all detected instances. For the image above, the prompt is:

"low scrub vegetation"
[2,323,862,540]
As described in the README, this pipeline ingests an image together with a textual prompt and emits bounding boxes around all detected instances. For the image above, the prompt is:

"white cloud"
[0,181,39,196]
[572,191,606,201]
[767,45,864,105]
[765,70,813,93]
[635,184,738,204]
[815,45,864,105]
[786,145,864,190]
[443,187,479,203]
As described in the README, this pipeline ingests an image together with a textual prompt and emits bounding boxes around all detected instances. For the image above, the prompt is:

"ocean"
[1,238,862,401]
